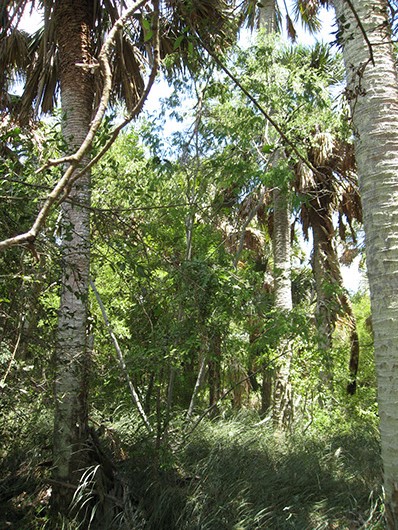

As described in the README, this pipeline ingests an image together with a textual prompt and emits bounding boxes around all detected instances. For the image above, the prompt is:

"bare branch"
[90,277,153,433]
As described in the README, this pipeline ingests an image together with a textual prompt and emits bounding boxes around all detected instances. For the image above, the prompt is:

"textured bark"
[309,198,338,362]
[52,0,94,515]
[333,0,398,526]
[272,186,293,426]
[258,0,277,33]
[273,188,293,312]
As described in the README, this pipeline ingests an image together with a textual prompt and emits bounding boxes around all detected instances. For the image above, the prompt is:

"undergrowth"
[0,404,384,529]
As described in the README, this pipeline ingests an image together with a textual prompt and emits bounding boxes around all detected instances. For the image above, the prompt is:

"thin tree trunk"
[333,0,398,525]
[90,278,152,433]
[186,353,207,421]
[208,332,222,415]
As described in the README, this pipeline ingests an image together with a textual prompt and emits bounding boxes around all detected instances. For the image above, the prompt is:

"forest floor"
[0,408,385,529]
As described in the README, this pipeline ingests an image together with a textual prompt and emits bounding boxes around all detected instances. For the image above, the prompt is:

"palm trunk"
[309,204,338,368]
[51,0,94,514]
[258,2,294,427]
[272,186,293,426]
[333,0,398,526]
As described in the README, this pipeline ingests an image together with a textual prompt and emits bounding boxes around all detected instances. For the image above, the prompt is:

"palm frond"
[295,160,316,193]
[19,21,59,121]
[286,13,297,41]
[292,0,322,33]
[340,185,362,224]
[111,35,145,111]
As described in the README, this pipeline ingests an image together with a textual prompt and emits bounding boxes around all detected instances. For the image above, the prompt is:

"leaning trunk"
[334,0,398,526]
[51,0,94,514]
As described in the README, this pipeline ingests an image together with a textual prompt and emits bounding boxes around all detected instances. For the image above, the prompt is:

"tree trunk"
[51,0,94,515]
[309,198,360,392]
[333,0,398,526]
[272,186,293,426]
[258,0,277,33]
[309,202,339,370]
[208,331,222,416]
[258,2,294,426]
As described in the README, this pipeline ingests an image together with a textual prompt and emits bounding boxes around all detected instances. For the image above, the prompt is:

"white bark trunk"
[52,0,94,513]
[273,187,293,311]
[333,0,398,526]
[259,0,277,32]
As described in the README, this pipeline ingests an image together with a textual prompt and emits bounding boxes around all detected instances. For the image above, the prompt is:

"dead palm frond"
[311,130,334,166]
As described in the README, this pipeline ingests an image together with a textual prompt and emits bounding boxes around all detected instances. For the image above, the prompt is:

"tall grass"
[0,402,384,529]
[123,409,383,529]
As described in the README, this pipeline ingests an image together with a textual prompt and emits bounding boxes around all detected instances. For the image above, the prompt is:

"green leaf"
[262,144,274,154]
[144,29,153,42]
[142,18,151,30]
[173,35,185,50]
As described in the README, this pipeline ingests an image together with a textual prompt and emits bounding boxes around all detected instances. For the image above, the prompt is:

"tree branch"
[199,39,319,175]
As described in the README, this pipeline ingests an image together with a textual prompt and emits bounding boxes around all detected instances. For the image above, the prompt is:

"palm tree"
[251,1,294,426]
[333,0,398,526]
[5,0,235,519]
[297,128,361,392]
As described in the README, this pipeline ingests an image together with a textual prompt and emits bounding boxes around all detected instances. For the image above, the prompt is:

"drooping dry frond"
[340,185,362,224]
[311,130,334,166]
[0,27,30,113]
[286,13,297,41]
[295,160,316,192]
[107,34,145,111]
[333,140,356,175]
[243,226,265,256]
[340,246,359,266]
[300,204,311,241]
[19,23,59,121]
[220,221,265,257]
